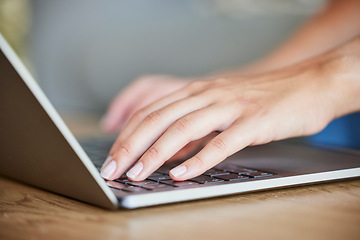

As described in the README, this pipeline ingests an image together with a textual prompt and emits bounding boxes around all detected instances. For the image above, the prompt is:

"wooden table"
[1,115,360,240]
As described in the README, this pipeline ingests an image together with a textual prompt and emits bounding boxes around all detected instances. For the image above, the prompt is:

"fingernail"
[100,160,117,179]
[101,156,112,170]
[126,162,143,179]
[170,165,187,178]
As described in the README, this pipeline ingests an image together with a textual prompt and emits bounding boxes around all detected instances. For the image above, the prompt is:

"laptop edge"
[0,33,118,210]
[1,33,360,210]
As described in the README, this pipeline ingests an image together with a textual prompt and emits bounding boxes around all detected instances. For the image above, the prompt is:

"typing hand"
[100,54,353,181]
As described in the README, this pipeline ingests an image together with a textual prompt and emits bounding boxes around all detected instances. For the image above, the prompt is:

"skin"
[100,0,360,181]
[101,75,191,133]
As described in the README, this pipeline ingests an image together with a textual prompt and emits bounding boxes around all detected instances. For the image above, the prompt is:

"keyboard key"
[161,180,200,187]
[242,172,273,178]
[127,180,159,187]
[155,168,171,174]
[106,181,128,189]
[114,177,132,184]
[155,164,176,174]
[147,174,172,182]
[203,169,230,177]
[189,175,224,184]
[121,186,149,193]
[107,181,148,193]
[216,165,257,174]
[215,173,249,181]
[141,183,174,191]
[149,172,164,177]
[229,168,257,174]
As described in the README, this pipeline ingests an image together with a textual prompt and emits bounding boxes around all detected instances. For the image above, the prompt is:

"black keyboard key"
[189,175,224,184]
[216,165,257,174]
[242,172,273,178]
[106,181,128,189]
[121,186,149,193]
[117,174,128,179]
[141,183,174,191]
[215,173,249,181]
[115,177,132,184]
[147,174,172,182]
[203,169,230,177]
[161,180,200,187]
[155,168,171,174]
[127,180,159,187]
[106,181,148,193]
[229,168,257,174]
[149,172,164,177]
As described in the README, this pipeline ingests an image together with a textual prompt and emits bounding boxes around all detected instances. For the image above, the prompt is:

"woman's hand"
[101,75,191,133]
[101,70,335,181]
[100,38,360,182]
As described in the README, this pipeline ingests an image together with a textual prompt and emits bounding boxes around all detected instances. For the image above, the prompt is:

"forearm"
[275,35,360,120]
[321,36,360,118]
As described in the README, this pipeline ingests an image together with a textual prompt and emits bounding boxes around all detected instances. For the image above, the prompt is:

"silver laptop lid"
[0,33,118,209]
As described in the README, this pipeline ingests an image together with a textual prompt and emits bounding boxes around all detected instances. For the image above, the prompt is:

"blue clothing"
[307,112,360,150]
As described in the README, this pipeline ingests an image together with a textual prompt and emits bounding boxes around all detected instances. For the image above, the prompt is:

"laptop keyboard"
[80,139,114,169]
[80,139,275,194]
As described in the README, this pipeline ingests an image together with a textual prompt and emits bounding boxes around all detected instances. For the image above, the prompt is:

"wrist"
[319,38,360,118]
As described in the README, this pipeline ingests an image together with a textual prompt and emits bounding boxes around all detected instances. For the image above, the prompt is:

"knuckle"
[187,81,207,90]
[144,111,162,125]
[173,117,191,133]
[132,109,147,122]
[193,155,206,169]
[203,82,217,91]
[203,78,226,91]
[251,134,271,145]
[117,143,132,157]
[246,104,266,120]
[146,147,161,161]
[202,88,220,97]
[209,137,227,153]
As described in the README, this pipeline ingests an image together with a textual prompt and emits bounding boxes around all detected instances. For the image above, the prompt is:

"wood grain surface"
[1,177,360,240]
[1,116,359,240]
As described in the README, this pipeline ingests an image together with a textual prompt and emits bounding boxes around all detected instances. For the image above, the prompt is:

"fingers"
[169,119,257,181]
[100,78,264,182]
[101,76,191,133]
[169,133,216,161]
[110,80,218,148]
[124,104,238,181]
[107,86,192,156]
[112,91,170,133]
[102,94,213,180]
[101,81,149,133]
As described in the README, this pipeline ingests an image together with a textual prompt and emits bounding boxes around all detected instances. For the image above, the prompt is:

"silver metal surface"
[0,33,118,210]
[118,142,360,208]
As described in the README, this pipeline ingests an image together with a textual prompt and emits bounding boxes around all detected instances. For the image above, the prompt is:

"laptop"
[1,33,360,210]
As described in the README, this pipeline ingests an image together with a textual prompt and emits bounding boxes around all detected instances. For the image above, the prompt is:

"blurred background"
[0,0,325,117]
